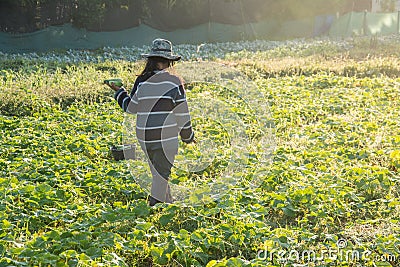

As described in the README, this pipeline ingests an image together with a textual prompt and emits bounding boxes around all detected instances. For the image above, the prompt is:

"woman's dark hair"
[139,57,174,76]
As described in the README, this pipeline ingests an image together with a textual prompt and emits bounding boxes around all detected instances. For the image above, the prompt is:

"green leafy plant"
[0,38,399,266]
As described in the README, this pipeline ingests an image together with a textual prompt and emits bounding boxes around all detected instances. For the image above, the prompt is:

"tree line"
[0,0,371,33]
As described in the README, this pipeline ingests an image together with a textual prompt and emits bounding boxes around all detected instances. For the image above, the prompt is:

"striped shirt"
[114,70,194,147]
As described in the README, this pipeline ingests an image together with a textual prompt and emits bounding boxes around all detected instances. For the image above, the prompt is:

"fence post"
[363,10,368,36]
[398,10,400,34]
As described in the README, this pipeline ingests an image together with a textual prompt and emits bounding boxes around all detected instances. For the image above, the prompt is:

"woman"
[107,39,195,206]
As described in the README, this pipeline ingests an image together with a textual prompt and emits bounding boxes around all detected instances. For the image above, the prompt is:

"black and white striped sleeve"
[173,85,194,143]
[114,87,138,114]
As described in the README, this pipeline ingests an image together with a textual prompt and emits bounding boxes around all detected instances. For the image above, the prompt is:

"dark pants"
[145,147,177,203]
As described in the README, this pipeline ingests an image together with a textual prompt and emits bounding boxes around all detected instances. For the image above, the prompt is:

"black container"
[110,144,136,161]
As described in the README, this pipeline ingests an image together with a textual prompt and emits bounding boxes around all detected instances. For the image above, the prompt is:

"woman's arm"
[107,78,140,115]
[173,85,195,143]
[114,88,138,114]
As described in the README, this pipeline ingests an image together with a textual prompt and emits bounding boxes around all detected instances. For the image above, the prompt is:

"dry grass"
[344,219,400,242]
[220,55,400,79]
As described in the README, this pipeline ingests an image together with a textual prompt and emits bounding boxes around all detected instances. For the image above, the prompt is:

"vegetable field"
[0,37,399,266]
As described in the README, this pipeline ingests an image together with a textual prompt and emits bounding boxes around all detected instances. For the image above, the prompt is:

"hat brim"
[141,53,181,61]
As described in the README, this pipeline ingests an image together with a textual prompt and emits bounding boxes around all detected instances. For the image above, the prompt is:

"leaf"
[135,219,152,231]
[18,248,35,258]
[226,258,248,266]
[206,260,218,267]
[46,230,61,241]
[191,232,204,242]
[84,247,103,259]
[106,170,120,177]
[133,200,150,217]
[101,211,118,222]
[282,205,297,218]
[159,211,175,226]
[60,250,78,259]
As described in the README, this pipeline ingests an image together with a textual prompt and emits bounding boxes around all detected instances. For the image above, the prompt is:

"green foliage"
[71,0,107,29]
[0,40,399,266]
[2,0,352,33]
[0,60,141,116]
